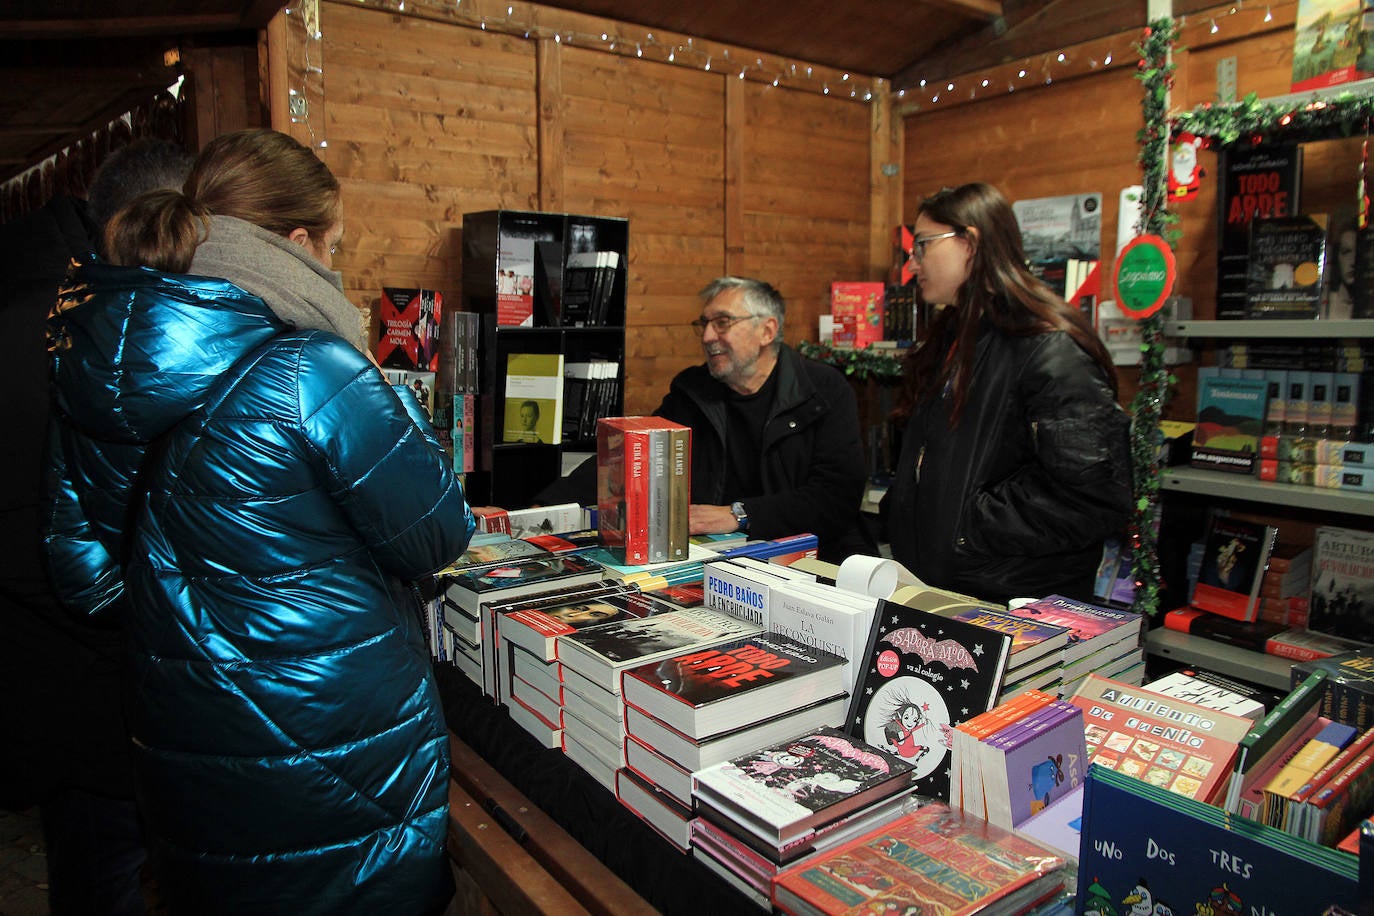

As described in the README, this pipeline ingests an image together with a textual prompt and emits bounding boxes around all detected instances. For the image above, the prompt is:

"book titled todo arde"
[1190,375,1268,474]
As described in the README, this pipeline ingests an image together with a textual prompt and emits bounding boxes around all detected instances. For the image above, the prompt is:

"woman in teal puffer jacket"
[44,129,474,914]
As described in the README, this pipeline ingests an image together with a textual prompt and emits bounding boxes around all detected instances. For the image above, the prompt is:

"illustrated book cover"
[1190,514,1278,621]
[1004,594,1142,666]
[620,631,847,740]
[843,598,1014,803]
[1245,213,1329,319]
[503,352,564,444]
[1310,524,1374,644]
[691,727,917,846]
[1067,673,1253,804]
[1293,647,1374,731]
[1076,765,1357,916]
[977,700,1088,831]
[771,802,1066,916]
[557,605,763,695]
[1190,376,1269,474]
[377,286,442,371]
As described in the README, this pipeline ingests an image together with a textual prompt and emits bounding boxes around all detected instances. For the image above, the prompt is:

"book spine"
[667,426,690,562]
[624,429,651,564]
[647,427,670,564]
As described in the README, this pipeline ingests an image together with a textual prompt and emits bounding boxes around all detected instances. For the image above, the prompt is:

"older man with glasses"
[540,276,872,563]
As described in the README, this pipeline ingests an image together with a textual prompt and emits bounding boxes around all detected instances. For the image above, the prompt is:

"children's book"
[1004,594,1142,666]
[621,632,847,740]
[977,701,1088,831]
[933,604,1071,674]
[1190,375,1269,474]
[844,598,1013,803]
[1191,514,1278,622]
[691,727,917,847]
[1077,766,1358,916]
[770,803,1067,916]
[1067,673,1252,805]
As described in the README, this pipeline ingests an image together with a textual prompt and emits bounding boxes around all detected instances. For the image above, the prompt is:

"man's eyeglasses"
[690,314,762,336]
[908,230,962,263]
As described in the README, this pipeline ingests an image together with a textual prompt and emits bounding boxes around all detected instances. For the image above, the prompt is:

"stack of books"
[1004,594,1145,694]
[931,603,1071,701]
[554,605,763,789]
[688,727,919,905]
[614,632,850,851]
[1293,646,1374,730]
[953,696,1088,831]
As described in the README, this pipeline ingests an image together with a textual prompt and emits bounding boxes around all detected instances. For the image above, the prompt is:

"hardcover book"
[1077,765,1358,916]
[496,584,654,662]
[691,727,917,846]
[557,605,763,695]
[770,803,1066,916]
[702,559,776,629]
[1067,673,1253,804]
[596,416,660,564]
[844,599,1014,803]
[1310,524,1374,643]
[1246,213,1329,319]
[768,579,878,694]
[1216,144,1302,320]
[621,632,847,740]
[1293,648,1374,731]
[1191,514,1278,622]
[1190,376,1269,475]
[1223,671,1329,817]
[615,766,694,852]
[1143,667,1273,720]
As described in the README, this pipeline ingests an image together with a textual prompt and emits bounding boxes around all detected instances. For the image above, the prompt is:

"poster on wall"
[1012,192,1102,261]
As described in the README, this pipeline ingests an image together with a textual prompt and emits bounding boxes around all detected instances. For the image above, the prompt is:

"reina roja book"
[620,632,847,740]
[690,727,917,847]
[1077,765,1357,916]
[844,599,1013,803]
[1068,673,1253,805]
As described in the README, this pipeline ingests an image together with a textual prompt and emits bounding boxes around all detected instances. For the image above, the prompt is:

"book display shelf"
[461,209,628,508]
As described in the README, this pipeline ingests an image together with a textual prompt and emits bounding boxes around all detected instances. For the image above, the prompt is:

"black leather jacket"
[539,344,872,563]
[884,326,1132,603]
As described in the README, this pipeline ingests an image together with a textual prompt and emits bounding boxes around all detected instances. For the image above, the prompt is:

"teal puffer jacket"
[45,260,474,914]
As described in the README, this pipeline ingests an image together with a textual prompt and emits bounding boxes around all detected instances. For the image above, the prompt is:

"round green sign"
[1113,235,1176,319]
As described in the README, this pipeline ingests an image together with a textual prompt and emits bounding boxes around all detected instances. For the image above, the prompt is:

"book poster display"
[844,600,1013,802]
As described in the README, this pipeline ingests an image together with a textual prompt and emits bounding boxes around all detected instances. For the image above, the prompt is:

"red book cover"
[377,287,442,371]
[829,281,885,349]
[1191,516,1277,622]
[770,803,1064,916]
[597,417,658,565]
[1067,673,1252,805]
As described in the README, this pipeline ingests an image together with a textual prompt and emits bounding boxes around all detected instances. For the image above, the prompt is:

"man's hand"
[689,503,739,535]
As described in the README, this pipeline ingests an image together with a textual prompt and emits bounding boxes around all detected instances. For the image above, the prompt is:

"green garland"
[1173,89,1374,147]
[1128,18,1181,618]
[797,340,905,381]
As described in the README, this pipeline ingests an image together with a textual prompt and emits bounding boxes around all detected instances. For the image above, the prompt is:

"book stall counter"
[436,664,756,914]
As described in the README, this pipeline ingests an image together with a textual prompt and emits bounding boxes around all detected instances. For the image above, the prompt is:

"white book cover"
[702,559,775,628]
[768,579,877,693]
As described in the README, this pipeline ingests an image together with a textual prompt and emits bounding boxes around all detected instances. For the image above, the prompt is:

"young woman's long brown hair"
[894,182,1117,425]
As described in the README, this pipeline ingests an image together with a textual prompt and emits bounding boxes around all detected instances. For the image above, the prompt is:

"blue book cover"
[1191,375,1269,474]
[1076,765,1358,916]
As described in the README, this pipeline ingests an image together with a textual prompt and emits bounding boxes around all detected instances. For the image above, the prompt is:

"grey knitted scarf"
[190,214,366,352]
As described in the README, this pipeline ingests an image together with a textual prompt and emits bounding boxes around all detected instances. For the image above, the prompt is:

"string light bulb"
[1264,6,1273,20]
[1210,18,1219,33]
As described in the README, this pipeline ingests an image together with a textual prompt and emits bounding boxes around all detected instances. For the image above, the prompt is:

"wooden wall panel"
[740,83,873,350]
[320,4,538,310]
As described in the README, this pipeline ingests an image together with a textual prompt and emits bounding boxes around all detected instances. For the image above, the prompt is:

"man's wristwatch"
[730,501,749,532]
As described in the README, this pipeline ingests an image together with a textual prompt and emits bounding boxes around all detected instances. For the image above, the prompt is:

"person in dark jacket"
[538,276,872,563]
[1,137,193,915]
[883,182,1131,603]
[44,128,474,914]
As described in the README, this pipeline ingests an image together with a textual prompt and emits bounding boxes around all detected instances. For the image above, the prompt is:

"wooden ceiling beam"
[0,12,252,40]
[923,0,1005,18]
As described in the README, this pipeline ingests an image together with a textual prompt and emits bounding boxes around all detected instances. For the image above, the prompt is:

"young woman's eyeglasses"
[908,230,962,263]
[690,314,762,336]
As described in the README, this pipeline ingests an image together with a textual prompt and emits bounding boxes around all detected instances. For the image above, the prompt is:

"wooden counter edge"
[447,731,658,916]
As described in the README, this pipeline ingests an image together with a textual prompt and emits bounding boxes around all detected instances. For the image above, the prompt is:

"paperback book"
[1310,524,1374,643]
[496,583,652,662]
[1293,648,1374,731]
[1191,514,1278,622]
[976,700,1088,831]
[1190,375,1269,474]
[1216,144,1302,320]
[1245,213,1329,319]
[1004,594,1143,667]
[503,352,563,444]
[442,552,605,618]
[844,598,1014,803]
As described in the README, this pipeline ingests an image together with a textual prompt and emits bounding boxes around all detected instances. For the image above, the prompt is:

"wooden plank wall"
[292,0,875,416]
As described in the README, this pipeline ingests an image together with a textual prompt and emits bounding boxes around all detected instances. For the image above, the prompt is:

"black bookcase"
[461,210,628,509]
